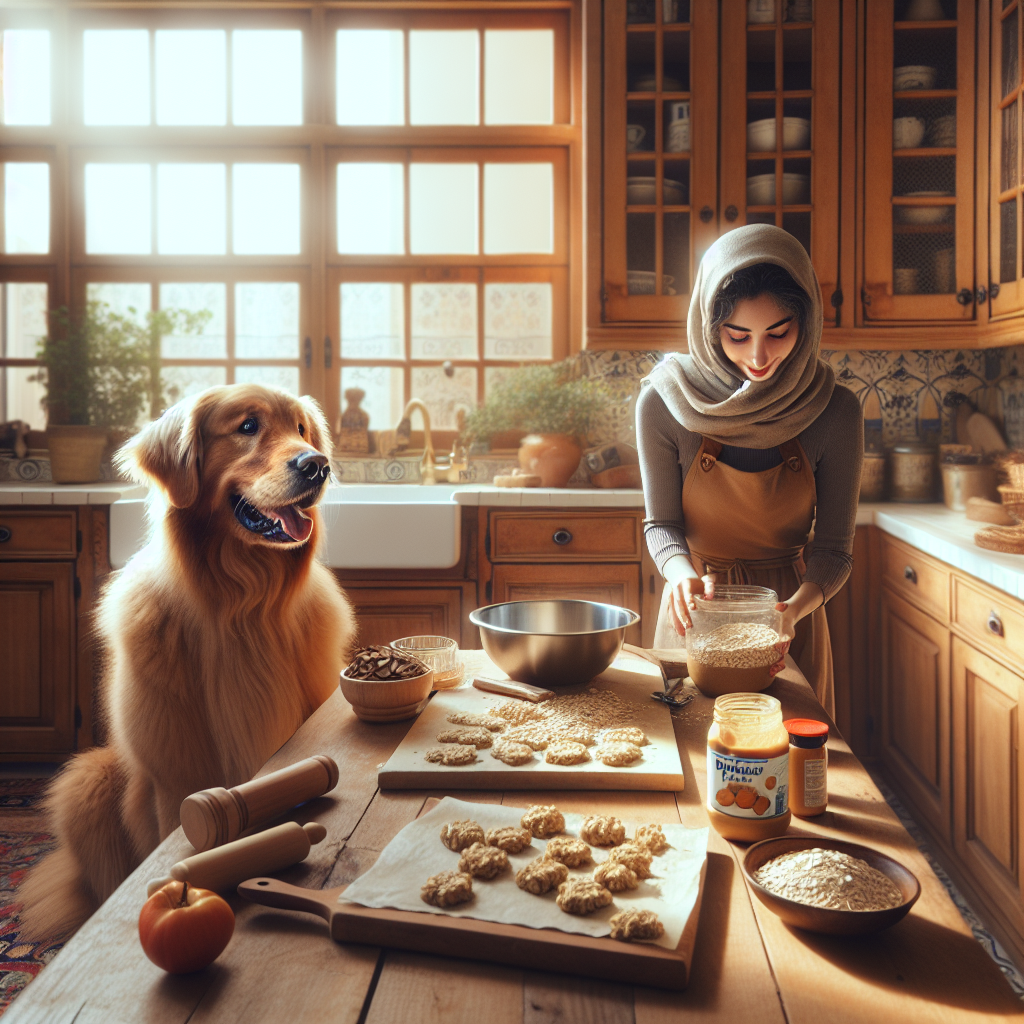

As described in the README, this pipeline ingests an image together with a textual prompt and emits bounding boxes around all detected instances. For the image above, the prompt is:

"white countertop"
[0,481,148,505]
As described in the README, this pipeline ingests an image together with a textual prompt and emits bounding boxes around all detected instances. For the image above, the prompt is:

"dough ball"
[446,711,505,731]
[420,870,474,908]
[602,726,648,746]
[490,740,534,766]
[424,745,477,766]
[592,860,638,893]
[595,742,642,767]
[457,842,509,880]
[440,819,486,852]
[436,727,493,749]
[555,877,613,915]
[485,826,532,854]
[633,823,670,855]
[516,857,569,895]
[545,741,590,766]
[610,908,664,942]
[520,804,565,838]
[607,843,653,879]
[543,836,593,868]
[579,814,626,847]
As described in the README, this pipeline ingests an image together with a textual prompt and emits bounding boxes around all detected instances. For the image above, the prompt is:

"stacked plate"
[894,190,953,225]
[626,176,687,205]
[746,172,810,205]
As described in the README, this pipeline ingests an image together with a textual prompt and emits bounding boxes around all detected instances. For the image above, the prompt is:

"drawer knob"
[0,526,10,543]
[903,565,917,584]
[987,612,1004,637]
[552,529,573,546]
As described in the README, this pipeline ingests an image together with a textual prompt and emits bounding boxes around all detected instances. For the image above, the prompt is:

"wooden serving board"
[237,798,703,991]
[378,652,686,791]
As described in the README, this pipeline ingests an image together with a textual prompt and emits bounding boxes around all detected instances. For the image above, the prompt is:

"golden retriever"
[18,384,354,939]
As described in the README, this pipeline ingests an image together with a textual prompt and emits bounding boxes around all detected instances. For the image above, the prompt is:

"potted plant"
[34,301,210,484]
[461,362,608,487]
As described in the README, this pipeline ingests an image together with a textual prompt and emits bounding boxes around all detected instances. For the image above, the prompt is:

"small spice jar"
[889,444,938,502]
[784,718,828,817]
[706,693,791,842]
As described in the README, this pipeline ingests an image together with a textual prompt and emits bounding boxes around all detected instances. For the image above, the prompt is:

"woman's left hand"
[769,582,824,677]
[770,601,798,677]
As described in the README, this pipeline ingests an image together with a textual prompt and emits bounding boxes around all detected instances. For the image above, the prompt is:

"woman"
[637,224,862,716]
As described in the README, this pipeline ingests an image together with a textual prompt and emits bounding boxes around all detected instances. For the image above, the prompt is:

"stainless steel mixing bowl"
[469,599,640,687]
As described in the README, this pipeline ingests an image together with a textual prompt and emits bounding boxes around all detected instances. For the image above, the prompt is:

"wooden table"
[8,654,1023,1024]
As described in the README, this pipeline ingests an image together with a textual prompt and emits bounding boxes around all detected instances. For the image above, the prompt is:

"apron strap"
[699,437,723,472]
[778,439,804,473]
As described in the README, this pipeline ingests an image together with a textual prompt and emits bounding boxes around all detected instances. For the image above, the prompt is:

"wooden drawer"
[0,511,76,559]
[952,575,1024,670]
[490,511,642,563]
[880,534,949,623]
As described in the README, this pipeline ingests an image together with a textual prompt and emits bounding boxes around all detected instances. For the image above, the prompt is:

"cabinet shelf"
[625,204,690,212]
[893,89,958,99]
[892,223,955,234]
[747,203,812,213]
[627,91,691,100]
[747,90,813,100]
[894,20,957,30]
[893,147,958,157]
[747,149,812,159]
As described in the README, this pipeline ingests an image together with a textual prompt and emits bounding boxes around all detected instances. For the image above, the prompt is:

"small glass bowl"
[390,635,464,689]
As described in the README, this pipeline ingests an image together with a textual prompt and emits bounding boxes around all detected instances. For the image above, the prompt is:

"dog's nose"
[291,450,330,484]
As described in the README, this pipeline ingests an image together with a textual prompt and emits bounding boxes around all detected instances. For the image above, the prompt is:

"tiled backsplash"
[577,346,1024,451]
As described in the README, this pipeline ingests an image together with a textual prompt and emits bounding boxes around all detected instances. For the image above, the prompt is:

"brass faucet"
[397,399,437,485]
[387,400,470,484]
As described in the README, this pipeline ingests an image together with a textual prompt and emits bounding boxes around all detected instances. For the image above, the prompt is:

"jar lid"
[784,717,829,748]
[891,444,935,454]
[693,584,778,608]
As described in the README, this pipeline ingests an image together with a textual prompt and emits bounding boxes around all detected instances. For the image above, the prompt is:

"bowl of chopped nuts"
[742,836,920,935]
[340,645,434,722]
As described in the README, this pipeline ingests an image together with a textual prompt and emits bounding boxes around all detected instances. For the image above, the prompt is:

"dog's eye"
[298,423,305,437]
[239,417,258,435]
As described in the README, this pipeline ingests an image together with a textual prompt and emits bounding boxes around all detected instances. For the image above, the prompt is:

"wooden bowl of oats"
[742,836,920,936]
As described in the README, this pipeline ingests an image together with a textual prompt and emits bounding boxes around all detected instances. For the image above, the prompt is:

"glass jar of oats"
[686,585,788,696]
[706,692,791,842]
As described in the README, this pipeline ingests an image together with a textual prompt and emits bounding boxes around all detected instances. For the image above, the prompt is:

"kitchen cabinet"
[951,636,1024,958]
[341,582,473,649]
[880,585,952,843]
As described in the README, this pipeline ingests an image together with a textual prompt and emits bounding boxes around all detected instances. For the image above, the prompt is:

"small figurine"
[339,388,370,454]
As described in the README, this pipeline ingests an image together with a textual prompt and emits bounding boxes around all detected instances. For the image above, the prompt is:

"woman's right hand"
[663,557,718,636]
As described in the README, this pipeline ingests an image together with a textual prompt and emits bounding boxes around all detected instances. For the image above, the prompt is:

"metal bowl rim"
[469,599,641,637]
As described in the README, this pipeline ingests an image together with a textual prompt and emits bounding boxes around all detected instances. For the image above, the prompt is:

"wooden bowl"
[339,668,433,723]
[742,836,920,936]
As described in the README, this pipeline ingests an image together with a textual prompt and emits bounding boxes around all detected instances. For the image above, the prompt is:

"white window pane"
[337,30,403,126]
[340,283,404,359]
[485,365,515,397]
[163,366,227,408]
[337,163,403,255]
[484,163,553,254]
[85,164,152,254]
[83,30,149,126]
[234,366,300,395]
[236,282,299,359]
[233,164,301,254]
[4,30,50,125]
[340,366,403,433]
[159,283,226,358]
[409,31,479,125]
[1,284,47,428]
[5,163,49,254]
[157,164,226,255]
[410,164,478,255]
[484,282,552,360]
[233,30,302,126]
[411,283,477,359]
[410,365,477,430]
[155,30,226,125]
[86,283,151,325]
[485,31,554,125]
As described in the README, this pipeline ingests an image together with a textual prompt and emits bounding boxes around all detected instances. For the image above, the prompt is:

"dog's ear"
[116,396,205,508]
[300,395,333,462]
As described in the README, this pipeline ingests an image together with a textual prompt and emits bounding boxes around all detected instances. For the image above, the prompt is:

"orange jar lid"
[784,718,828,748]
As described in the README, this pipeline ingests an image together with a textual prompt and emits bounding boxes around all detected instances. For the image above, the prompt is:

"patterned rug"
[0,779,63,1017]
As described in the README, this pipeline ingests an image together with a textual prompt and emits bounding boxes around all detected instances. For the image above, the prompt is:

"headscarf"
[643,223,835,448]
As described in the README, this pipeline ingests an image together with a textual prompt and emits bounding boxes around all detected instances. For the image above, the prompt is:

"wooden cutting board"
[237,797,703,991]
[377,652,686,791]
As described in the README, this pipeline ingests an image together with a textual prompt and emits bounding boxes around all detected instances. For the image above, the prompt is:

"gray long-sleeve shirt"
[637,381,864,602]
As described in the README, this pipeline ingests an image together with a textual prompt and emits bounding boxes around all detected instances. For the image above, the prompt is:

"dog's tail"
[16,745,138,941]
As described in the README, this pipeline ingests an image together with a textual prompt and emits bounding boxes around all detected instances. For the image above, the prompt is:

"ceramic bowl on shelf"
[742,837,921,936]
[627,124,648,152]
[626,176,686,204]
[746,172,810,205]
[893,115,927,149]
[894,267,921,294]
[928,113,957,147]
[904,0,946,20]
[747,117,810,151]
[894,191,953,225]
[627,270,676,295]
[632,73,684,93]
[747,0,776,23]
[894,65,937,90]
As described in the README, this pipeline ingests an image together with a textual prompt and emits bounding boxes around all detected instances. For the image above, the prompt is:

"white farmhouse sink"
[109,484,462,571]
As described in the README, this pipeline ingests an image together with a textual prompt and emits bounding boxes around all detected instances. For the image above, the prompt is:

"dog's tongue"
[273,504,313,542]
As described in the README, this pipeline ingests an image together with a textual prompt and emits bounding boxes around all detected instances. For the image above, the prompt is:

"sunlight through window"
[83,30,149,125]
[3,30,50,125]
[155,30,227,125]
[233,30,303,126]
[232,164,301,254]
[337,163,404,255]
[337,30,403,126]
[85,164,152,254]
[4,164,49,254]
[157,164,227,255]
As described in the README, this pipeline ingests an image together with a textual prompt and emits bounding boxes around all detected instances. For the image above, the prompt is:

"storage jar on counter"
[706,692,791,842]
[889,444,938,502]
[940,462,998,510]
[859,449,886,502]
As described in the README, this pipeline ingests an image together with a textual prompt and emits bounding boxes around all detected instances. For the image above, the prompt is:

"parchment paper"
[339,797,709,951]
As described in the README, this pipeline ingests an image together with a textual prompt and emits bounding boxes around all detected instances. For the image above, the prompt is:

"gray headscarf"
[643,223,835,448]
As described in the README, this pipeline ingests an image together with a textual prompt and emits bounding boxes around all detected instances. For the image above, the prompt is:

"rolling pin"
[147,821,327,896]
[180,754,339,852]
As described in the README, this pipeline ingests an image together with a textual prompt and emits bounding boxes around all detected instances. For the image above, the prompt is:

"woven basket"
[998,484,1024,524]
[975,524,1024,554]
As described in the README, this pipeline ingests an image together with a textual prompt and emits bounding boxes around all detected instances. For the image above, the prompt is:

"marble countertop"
[0,481,148,505]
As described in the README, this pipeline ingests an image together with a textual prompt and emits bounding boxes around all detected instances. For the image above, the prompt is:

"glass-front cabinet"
[718,0,841,327]
[602,0,718,321]
[863,0,975,322]
[991,0,1024,318]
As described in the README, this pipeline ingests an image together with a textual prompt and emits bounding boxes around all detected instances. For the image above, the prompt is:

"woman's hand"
[663,556,718,636]
[769,582,824,676]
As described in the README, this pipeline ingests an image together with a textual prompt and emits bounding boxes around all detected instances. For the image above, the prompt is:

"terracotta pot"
[46,425,109,484]
[517,433,582,488]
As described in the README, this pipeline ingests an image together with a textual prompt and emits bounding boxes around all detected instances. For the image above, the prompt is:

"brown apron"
[653,436,835,717]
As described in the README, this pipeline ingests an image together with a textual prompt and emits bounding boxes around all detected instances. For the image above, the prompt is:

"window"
[0,5,579,439]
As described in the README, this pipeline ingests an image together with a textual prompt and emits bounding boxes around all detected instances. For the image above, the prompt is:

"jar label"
[803,756,827,807]
[707,749,789,819]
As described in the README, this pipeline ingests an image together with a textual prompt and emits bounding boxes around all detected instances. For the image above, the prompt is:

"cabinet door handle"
[956,288,973,305]
[699,206,714,223]
[724,204,739,222]
[987,611,1005,637]
[552,529,573,546]
[0,526,10,543]
[903,565,917,584]
[990,282,1001,299]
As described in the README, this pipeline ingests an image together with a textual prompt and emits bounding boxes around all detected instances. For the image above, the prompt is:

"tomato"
[138,880,235,974]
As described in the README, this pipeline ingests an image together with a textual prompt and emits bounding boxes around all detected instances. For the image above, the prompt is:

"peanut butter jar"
[706,693,791,842]
[784,718,829,817]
